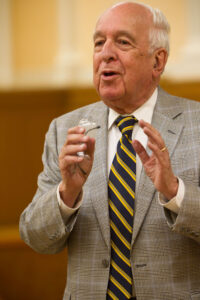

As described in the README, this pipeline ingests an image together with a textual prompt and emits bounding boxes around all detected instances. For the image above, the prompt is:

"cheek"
[93,75,99,90]
[93,53,100,71]
[124,59,148,80]
[93,68,99,90]
[122,63,136,84]
[93,57,99,75]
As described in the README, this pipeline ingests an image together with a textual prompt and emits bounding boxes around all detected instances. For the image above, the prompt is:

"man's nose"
[101,40,117,62]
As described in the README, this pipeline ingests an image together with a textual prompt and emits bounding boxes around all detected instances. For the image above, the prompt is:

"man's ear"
[152,48,168,78]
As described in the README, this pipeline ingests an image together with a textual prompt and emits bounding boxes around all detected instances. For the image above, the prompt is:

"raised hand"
[132,120,178,200]
[59,126,95,207]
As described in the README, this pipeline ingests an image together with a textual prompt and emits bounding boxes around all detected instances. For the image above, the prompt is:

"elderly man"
[20,2,200,300]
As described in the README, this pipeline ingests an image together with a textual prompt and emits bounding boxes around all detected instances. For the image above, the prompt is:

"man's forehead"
[96,2,152,23]
[94,2,152,34]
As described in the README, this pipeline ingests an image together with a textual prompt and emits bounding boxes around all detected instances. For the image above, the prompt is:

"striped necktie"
[107,115,137,300]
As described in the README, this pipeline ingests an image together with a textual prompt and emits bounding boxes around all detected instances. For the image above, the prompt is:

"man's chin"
[100,95,125,113]
[99,89,124,102]
[98,81,124,98]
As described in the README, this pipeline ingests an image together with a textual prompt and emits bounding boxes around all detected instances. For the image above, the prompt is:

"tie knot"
[115,115,137,138]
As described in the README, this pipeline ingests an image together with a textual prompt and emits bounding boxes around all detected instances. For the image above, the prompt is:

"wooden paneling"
[0,242,68,300]
[0,88,98,226]
[161,79,200,102]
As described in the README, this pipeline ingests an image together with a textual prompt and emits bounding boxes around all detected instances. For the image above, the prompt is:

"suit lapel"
[132,88,185,245]
[86,102,111,249]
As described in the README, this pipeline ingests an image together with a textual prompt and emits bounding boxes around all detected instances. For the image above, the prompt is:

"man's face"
[93,3,156,114]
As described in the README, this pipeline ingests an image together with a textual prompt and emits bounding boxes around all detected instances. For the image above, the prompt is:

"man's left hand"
[132,120,178,200]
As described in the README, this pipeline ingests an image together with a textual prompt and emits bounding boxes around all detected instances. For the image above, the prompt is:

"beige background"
[1,0,194,89]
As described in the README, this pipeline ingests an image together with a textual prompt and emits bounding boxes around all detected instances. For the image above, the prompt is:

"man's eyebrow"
[93,30,136,43]
[93,31,104,41]
[116,30,136,43]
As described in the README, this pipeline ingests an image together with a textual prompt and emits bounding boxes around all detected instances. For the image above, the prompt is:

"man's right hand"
[59,126,95,208]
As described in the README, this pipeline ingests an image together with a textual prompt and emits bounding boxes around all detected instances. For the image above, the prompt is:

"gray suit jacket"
[20,88,200,300]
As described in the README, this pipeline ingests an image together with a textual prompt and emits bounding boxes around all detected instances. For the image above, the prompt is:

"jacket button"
[102,259,110,268]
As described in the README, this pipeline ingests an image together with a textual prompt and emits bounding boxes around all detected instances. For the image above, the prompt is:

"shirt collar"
[108,88,158,130]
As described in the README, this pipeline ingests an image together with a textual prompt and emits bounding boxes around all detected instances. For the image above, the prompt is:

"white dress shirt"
[57,88,185,219]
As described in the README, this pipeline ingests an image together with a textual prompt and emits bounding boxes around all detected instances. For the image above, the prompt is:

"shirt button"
[102,259,110,268]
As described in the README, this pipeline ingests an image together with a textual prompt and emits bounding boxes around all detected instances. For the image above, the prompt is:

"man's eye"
[118,39,130,45]
[94,40,104,47]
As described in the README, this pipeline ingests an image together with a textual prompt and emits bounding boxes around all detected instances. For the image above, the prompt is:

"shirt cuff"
[56,183,82,222]
[158,177,185,214]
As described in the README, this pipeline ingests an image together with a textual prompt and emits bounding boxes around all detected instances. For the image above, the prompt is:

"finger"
[64,126,86,146]
[139,120,161,138]
[67,126,85,135]
[84,137,96,158]
[60,143,87,157]
[139,120,165,149]
[143,127,164,149]
[139,120,157,132]
[132,140,149,165]
[66,134,89,146]
[147,141,169,165]
[64,131,88,147]
[59,154,84,170]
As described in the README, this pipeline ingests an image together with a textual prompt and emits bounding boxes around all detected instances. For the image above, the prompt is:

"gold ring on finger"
[160,146,167,152]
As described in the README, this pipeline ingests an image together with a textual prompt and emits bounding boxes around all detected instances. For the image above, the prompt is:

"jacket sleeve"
[164,181,200,244]
[19,119,79,254]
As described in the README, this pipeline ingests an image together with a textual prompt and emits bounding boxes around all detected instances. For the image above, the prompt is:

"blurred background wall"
[0,0,200,299]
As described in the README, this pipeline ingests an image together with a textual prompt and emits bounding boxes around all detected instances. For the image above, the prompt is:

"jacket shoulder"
[56,101,106,127]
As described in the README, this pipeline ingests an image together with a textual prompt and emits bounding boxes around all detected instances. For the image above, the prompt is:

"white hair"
[140,3,171,54]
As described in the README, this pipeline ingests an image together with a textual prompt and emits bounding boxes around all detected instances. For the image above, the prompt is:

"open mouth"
[102,71,119,78]
[103,71,116,76]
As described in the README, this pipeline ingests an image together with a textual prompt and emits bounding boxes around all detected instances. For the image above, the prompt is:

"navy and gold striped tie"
[107,115,137,300]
